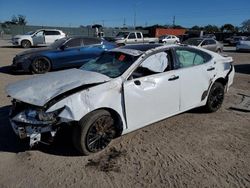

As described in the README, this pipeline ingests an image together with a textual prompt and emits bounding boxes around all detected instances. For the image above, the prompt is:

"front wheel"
[216,48,222,53]
[204,82,224,112]
[21,40,31,48]
[72,110,117,155]
[31,57,51,74]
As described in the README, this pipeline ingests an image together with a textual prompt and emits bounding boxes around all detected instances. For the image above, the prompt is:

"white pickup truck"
[115,31,159,45]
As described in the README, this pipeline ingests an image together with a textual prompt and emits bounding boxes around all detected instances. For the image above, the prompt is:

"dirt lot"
[0,40,249,188]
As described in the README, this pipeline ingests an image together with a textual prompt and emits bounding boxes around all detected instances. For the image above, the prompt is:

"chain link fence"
[0,24,146,39]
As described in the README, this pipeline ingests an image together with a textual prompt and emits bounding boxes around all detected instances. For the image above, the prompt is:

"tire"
[21,40,31,48]
[72,110,117,155]
[216,48,222,53]
[204,82,224,112]
[117,43,125,47]
[31,57,51,74]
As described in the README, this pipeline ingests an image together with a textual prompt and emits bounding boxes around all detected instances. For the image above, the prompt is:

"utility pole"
[123,18,126,28]
[173,16,176,27]
[134,3,137,29]
[102,20,105,28]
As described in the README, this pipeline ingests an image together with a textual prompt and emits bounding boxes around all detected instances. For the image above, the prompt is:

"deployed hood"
[6,69,111,106]
[17,47,52,57]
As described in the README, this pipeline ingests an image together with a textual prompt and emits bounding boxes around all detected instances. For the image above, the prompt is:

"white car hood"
[6,69,111,107]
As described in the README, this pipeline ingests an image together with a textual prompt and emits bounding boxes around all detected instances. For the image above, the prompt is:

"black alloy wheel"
[73,110,117,155]
[86,115,116,152]
[31,57,51,74]
[205,82,224,112]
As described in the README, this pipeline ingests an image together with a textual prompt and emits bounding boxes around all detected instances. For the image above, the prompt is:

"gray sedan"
[183,38,223,53]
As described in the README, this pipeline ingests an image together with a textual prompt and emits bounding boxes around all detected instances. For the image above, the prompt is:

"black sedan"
[11,36,117,74]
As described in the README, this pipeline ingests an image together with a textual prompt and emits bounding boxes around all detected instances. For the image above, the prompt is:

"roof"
[110,44,167,56]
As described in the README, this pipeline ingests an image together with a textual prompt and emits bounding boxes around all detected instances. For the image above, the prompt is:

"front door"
[123,51,180,131]
[32,31,45,45]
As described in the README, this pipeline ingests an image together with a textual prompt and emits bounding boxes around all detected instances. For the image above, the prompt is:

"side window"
[65,38,81,48]
[208,39,216,45]
[131,51,170,79]
[44,31,60,35]
[83,38,101,45]
[175,48,209,68]
[35,31,44,36]
[202,40,209,46]
[136,33,142,39]
[128,33,136,39]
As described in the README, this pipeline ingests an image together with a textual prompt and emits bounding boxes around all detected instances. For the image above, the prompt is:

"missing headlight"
[12,107,65,125]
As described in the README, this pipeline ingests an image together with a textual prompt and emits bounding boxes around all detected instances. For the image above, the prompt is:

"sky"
[0,0,250,28]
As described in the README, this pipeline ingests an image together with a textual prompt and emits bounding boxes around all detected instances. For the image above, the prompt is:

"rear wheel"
[73,110,117,155]
[204,82,224,112]
[21,40,31,48]
[31,57,51,74]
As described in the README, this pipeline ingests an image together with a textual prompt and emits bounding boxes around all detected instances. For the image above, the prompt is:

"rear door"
[78,38,104,65]
[173,47,215,111]
[52,38,83,68]
[44,30,61,44]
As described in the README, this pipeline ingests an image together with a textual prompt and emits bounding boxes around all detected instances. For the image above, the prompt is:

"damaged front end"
[9,99,65,147]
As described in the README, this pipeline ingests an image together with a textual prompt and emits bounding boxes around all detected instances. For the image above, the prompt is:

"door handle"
[207,67,215,71]
[134,80,141,85]
[168,75,179,81]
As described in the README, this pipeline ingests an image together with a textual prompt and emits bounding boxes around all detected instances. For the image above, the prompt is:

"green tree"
[191,25,203,31]
[221,24,235,32]
[7,14,27,25]
[241,19,250,32]
[11,15,18,24]
[203,25,219,33]
[17,15,27,25]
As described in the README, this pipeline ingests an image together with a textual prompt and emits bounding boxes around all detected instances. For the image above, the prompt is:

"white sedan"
[159,35,180,44]
[6,44,234,155]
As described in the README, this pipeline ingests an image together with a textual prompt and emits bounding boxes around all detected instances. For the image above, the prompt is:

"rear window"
[183,38,203,46]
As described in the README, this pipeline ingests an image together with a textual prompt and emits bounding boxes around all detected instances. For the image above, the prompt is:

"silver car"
[183,38,223,53]
[236,37,250,51]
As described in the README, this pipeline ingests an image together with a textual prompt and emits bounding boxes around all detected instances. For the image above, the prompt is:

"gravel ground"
[0,40,249,188]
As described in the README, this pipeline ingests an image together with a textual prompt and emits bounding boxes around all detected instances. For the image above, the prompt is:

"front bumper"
[12,39,21,46]
[9,101,61,146]
[11,56,31,72]
[10,119,56,146]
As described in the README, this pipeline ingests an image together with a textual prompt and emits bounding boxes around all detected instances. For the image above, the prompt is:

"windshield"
[25,31,35,35]
[183,38,203,46]
[80,52,138,78]
[50,37,68,49]
[116,32,130,38]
